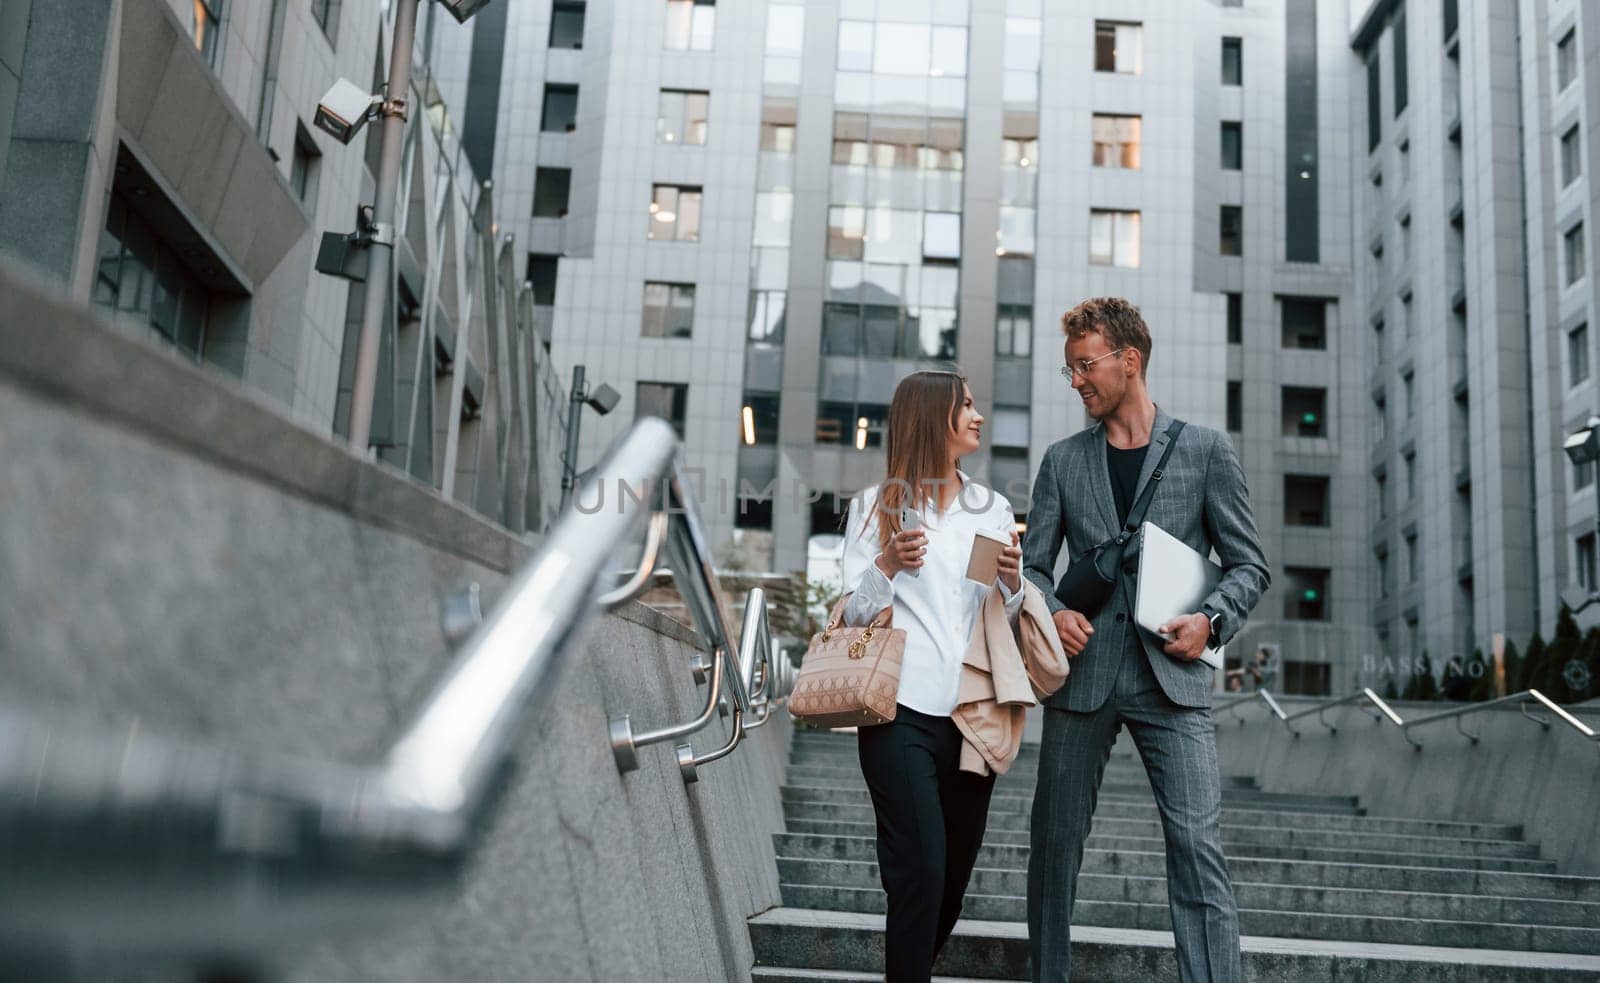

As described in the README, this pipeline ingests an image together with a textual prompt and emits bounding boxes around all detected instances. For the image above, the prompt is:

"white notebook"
[1134,521,1225,671]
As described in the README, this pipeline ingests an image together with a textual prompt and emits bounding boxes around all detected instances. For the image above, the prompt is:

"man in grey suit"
[1021,297,1269,982]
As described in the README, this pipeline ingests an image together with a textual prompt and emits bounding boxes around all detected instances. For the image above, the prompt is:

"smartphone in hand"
[899,505,923,578]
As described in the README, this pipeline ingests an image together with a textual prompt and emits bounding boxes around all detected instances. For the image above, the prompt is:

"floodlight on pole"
[560,365,618,511]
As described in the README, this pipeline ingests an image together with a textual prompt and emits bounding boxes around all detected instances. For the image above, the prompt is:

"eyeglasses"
[1058,347,1129,381]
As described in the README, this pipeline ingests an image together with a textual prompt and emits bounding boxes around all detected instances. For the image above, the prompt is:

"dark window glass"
[1221,37,1242,85]
[1558,28,1577,91]
[1284,475,1330,526]
[1225,292,1242,343]
[1220,205,1243,256]
[1283,566,1329,620]
[550,1,585,48]
[641,281,695,338]
[1281,386,1326,437]
[1280,297,1327,349]
[822,303,860,355]
[1226,381,1242,431]
[1563,124,1582,186]
[526,253,559,305]
[533,167,571,217]
[1366,52,1382,151]
[1443,0,1458,40]
[541,84,579,132]
[1392,12,1408,115]
[1221,121,1242,170]
[740,392,779,445]
[1570,322,1590,386]
[1285,0,1319,261]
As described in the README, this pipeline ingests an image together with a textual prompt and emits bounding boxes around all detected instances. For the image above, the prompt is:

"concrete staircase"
[749,726,1600,981]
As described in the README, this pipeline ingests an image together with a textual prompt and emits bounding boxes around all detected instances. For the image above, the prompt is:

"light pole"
[320,0,495,452]
[560,364,620,510]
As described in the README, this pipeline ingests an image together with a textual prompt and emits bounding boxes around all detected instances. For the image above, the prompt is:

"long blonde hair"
[873,370,966,553]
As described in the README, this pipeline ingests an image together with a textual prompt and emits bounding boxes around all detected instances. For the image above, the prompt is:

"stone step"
[775,857,1600,929]
[779,784,1522,840]
[772,833,1597,901]
[785,760,1252,790]
[782,768,1361,812]
[748,908,1600,981]
[776,884,1600,956]
[777,825,1561,875]
[780,802,1538,859]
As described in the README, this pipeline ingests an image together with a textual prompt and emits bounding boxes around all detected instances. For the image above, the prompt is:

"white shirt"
[839,472,1023,716]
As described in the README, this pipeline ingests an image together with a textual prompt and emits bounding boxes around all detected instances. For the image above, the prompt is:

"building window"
[533,167,571,217]
[1444,0,1459,40]
[526,253,559,305]
[93,190,214,361]
[1562,124,1582,187]
[657,89,709,145]
[648,184,702,241]
[1571,322,1590,386]
[665,0,715,51]
[1225,292,1242,344]
[748,290,786,342]
[290,124,321,204]
[827,206,865,259]
[1403,370,1415,418]
[1376,472,1389,518]
[1221,37,1242,85]
[761,120,795,152]
[192,0,222,68]
[1280,297,1326,349]
[1373,318,1385,359]
[1391,11,1407,115]
[550,1,585,49]
[996,304,1032,357]
[1558,28,1577,92]
[1373,395,1388,443]
[1226,381,1242,432]
[1284,475,1330,526]
[815,401,888,447]
[924,212,962,261]
[1283,567,1329,620]
[636,381,689,438]
[1219,205,1243,256]
[311,0,339,44]
[641,281,695,338]
[1404,451,1417,499]
[1580,533,1598,591]
[1091,114,1141,169]
[1377,551,1391,598]
[740,392,779,446]
[1281,386,1325,437]
[1094,21,1142,74]
[1576,458,1596,491]
[1089,209,1140,267]
[1405,533,1419,582]
[1220,121,1242,170]
[1566,223,1586,286]
[541,84,579,132]
[1366,51,1381,152]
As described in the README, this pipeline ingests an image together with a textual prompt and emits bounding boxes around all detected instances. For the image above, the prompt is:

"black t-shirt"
[1107,439,1150,526]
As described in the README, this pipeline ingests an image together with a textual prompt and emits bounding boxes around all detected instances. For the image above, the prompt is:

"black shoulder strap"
[1119,420,1186,538]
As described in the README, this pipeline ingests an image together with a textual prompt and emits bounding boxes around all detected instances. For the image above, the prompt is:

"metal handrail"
[1222,685,1600,753]
[0,417,776,959]
[604,440,768,778]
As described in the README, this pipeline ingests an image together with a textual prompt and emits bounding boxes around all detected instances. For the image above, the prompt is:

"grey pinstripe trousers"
[1027,639,1242,982]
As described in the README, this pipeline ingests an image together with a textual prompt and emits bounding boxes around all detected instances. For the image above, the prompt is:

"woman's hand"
[997,530,1023,593]
[875,528,927,578]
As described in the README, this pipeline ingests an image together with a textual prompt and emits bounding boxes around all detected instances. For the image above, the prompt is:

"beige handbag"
[788,596,905,728]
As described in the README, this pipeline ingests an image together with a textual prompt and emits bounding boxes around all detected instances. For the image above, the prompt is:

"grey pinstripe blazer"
[1021,407,1270,712]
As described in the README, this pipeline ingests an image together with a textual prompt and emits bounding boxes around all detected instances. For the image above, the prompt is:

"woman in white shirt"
[839,369,1024,983]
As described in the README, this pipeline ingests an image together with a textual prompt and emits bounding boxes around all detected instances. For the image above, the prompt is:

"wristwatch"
[1205,611,1224,650]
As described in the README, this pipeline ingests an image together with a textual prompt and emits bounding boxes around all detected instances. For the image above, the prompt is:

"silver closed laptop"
[1134,521,1225,671]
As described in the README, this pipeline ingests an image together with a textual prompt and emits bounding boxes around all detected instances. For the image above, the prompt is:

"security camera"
[1563,416,1600,466]
[586,383,621,416]
[436,0,493,23]
[315,78,383,145]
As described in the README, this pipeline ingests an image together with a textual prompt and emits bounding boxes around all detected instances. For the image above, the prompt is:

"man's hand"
[1052,609,1094,658]
[1157,612,1212,662]
[997,530,1023,594]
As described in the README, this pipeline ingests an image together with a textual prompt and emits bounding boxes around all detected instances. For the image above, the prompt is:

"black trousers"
[856,705,997,983]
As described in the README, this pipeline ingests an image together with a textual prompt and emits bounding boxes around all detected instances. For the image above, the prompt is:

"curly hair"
[1060,297,1152,377]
